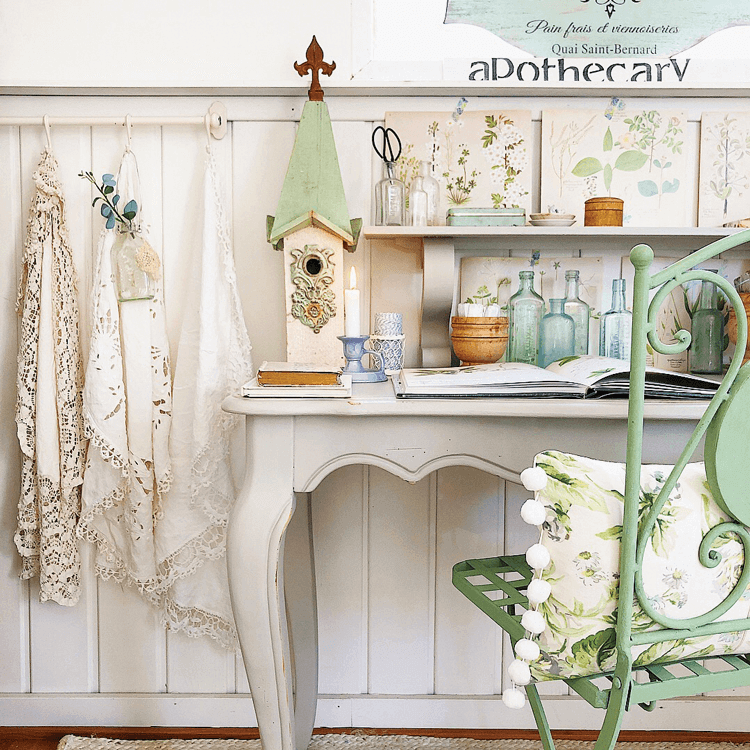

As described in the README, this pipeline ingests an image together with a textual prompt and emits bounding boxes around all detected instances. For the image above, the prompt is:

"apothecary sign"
[445,0,750,57]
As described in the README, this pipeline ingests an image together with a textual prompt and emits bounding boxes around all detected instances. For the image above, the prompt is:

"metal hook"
[43,115,53,152]
[125,114,133,152]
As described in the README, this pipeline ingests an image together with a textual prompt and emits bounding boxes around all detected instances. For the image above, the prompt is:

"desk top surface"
[223,379,708,421]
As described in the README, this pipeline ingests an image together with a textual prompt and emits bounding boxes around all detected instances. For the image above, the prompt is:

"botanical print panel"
[384,110,533,221]
[698,112,750,227]
[460,255,603,355]
[541,104,689,227]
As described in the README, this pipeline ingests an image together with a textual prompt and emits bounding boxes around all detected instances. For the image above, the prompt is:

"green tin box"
[446,207,526,227]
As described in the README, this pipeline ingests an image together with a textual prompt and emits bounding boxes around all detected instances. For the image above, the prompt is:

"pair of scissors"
[372,125,402,164]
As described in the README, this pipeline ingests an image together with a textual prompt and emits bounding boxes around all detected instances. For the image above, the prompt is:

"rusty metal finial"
[294,36,336,102]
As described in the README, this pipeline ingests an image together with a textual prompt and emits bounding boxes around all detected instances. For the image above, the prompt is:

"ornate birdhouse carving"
[267,37,362,364]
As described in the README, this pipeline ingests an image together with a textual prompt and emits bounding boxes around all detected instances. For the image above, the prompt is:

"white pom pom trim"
[502,686,526,709]
[508,658,532,686]
[525,543,551,571]
[521,609,546,635]
[521,466,548,492]
[520,498,546,526]
[527,578,552,605]
[515,638,540,662]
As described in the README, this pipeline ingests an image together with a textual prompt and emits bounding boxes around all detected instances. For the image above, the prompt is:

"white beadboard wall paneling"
[17,125,97,694]
[434,468,503,696]
[231,121,296,367]
[0,125,28,693]
[90,125,168,695]
[367,468,434,695]
[332,121,372,334]
[311,466,367,695]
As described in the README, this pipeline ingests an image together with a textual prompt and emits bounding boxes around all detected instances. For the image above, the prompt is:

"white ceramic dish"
[529,218,577,227]
[529,213,575,221]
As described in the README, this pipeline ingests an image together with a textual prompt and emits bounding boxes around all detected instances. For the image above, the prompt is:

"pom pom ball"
[521,609,546,635]
[508,658,532,686]
[515,638,540,662]
[520,498,546,526]
[502,686,526,709]
[527,578,552,605]
[525,543,551,570]
[520,466,548,492]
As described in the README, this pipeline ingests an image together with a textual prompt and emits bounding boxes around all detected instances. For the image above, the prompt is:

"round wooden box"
[584,197,624,227]
[451,316,509,365]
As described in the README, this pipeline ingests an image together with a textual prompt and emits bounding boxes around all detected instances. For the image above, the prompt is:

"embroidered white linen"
[155,150,253,648]
[78,148,173,591]
[15,149,86,605]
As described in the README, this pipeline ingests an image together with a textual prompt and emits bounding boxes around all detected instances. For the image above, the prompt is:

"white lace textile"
[15,148,86,606]
[154,149,253,649]
[78,149,173,591]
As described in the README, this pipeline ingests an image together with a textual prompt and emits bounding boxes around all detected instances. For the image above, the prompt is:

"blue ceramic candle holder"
[338,335,387,382]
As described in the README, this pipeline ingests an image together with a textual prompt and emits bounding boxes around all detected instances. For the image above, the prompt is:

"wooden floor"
[3,728,750,750]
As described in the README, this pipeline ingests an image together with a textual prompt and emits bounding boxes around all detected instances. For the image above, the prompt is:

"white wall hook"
[43,114,52,151]
[125,114,133,151]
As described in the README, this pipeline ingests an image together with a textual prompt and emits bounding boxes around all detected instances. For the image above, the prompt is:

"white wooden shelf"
[363,225,741,240]
[363,225,750,366]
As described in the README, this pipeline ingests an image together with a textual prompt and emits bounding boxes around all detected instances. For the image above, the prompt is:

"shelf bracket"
[421,237,455,366]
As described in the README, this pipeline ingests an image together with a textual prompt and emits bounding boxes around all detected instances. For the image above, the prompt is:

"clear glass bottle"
[409,177,428,226]
[690,276,724,374]
[111,227,154,302]
[508,270,545,365]
[375,162,405,226]
[600,278,632,360]
[417,160,440,226]
[539,299,575,367]
[563,270,590,355]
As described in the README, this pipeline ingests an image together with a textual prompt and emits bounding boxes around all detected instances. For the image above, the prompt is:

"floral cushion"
[529,450,750,682]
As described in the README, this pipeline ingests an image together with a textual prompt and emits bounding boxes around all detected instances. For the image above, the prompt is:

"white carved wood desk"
[222,382,706,750]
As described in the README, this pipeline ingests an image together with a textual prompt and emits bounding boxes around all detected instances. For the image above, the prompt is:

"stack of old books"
[242,361,351,398]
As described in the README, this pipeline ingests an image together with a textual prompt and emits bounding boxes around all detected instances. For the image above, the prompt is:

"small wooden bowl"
[726,291,750,364]
[451,316,509,365]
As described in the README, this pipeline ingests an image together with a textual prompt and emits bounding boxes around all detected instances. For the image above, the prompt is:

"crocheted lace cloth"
[78,149,173,591]
[15,148,86,606]
[153,149,253,649]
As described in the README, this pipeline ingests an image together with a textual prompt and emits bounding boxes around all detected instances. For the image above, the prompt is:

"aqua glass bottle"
[539,298,575,367]
[563,270,590,355]
[508,270,544,365]
[690,276,724,374]
[600,278,632,360]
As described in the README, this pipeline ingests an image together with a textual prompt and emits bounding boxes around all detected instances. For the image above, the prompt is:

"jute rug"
[57,736,750,750]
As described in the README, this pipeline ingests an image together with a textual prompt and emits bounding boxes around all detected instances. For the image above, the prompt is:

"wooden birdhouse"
[267,37,362,365]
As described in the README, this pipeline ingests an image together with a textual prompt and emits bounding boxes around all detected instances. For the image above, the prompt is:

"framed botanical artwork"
[698,112,750,227]
[541,104,689,227]
[384,110,533,221]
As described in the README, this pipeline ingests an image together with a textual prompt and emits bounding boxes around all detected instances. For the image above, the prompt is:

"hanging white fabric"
[77,149,173,591]
[154,147,253,648]
[15,148,86,605]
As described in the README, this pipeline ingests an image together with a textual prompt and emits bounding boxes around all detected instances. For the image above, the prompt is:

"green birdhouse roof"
[268,100,359,250]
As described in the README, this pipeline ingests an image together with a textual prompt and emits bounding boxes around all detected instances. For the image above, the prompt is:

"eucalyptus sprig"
[79,171,138,232]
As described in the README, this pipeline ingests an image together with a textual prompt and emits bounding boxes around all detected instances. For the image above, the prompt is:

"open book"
[393,355,721,400]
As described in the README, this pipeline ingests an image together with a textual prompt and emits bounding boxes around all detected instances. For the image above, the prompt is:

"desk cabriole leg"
[227,416,296,750]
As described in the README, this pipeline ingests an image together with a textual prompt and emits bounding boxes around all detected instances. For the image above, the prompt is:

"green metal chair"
[453,231,750,750]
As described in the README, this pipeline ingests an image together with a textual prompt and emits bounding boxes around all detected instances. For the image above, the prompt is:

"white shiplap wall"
[1,94,750,731]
